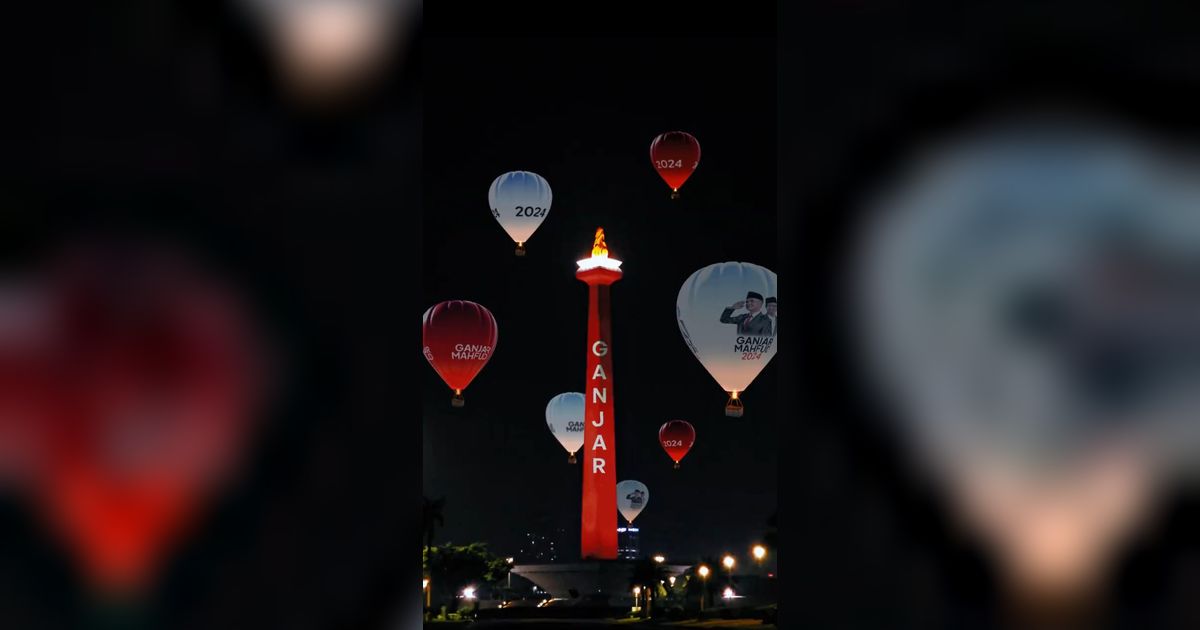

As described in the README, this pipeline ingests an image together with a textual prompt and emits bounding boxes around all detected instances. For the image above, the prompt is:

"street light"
[697,565,710,611]
[462,586,476,600]
[668,576,676,587]
[722,554,735,586]
[723,586,735,600]
[752,545,767,576]
[653,554,665,564]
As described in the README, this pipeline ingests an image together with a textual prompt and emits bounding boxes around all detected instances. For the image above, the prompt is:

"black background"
[3,1,1200,629]
[0,2,421,629]
[784,3,1200,629]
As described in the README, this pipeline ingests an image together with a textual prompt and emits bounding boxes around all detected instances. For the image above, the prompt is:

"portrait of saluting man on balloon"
[720,291,775,337]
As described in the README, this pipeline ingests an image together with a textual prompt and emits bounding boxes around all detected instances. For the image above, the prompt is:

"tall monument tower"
[575,228,622,560]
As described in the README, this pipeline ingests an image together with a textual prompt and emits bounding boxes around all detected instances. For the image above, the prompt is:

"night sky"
[422,31,777,563]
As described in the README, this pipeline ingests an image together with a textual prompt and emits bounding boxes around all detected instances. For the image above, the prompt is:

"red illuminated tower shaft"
[576,231,622,560]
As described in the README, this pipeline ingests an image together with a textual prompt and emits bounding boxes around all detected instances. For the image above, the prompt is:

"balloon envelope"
[616,480,649,524]
[488,171,552,245]
[25,241,265,594]
[650,131,700,192]
[546,392,585,455]
[659,420,696,465]
[422,301,498,395]
[677,262,777,394]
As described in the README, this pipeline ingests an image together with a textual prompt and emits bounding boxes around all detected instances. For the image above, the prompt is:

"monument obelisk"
[575,228,622,560]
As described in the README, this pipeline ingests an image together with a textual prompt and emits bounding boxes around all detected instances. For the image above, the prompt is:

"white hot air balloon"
[488,171,552,256]
[616,480,649,525]
[677,262,778,417]
[546,392,586,463]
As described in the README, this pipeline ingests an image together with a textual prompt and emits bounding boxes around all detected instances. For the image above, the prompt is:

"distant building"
[617,527,640,560]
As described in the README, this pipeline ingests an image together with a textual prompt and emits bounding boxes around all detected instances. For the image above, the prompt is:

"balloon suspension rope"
[451,389,465,408]
[569,452,577,464]
[515,242,526,256]
[725,391,744,418]
[671,188,680,200]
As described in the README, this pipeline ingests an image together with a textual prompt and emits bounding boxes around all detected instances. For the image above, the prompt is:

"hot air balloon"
[658,420,696,469]
[546,392,585,463]
[422,301,498,407]
[677,262,777,417]
[11,240,266,595]
[650,132,700,199]
[616,480,649,525]
[488,171,553,256]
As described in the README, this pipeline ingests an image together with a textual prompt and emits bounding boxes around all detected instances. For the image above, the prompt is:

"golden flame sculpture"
[577,227,622,272]
[592,228,608,258]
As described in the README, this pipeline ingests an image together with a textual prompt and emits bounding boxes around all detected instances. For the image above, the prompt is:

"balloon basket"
[724,396,744,418]
[451,392,465,408]
[568,453,577,464]
[515,243,526,256]
[673,462,680,470]
[670,190,680,200]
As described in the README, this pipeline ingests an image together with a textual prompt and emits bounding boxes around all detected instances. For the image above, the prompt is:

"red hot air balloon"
[658,420,696,469]
[650,131,700,199]
[11,241,266,596]
[422,301,498,407]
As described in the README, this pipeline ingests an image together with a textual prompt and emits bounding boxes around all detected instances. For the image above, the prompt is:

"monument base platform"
[511,560,692,602]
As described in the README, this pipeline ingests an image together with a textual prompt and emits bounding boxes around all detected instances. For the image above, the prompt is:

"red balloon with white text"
[658,420,696,469]
[422,301,498,407]
[650,131,700,198]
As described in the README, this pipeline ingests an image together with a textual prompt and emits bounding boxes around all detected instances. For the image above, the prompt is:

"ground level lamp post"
[722,555,736,608]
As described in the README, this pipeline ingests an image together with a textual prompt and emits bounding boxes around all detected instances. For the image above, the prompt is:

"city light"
[462,586,476,600]
[633,586,641,595]
[505,557,514,564]
[669,576,676,586]
[753,545,766,561]
[653,554,665,563]
[723,587,735,599]
[723,555,735,570]
[698,565,710,578]
[422,578,428,590]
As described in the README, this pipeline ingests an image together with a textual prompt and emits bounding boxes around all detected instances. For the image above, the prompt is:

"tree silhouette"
[628,557,671,618]
[423,542,510,617]
[686,555,722,612]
